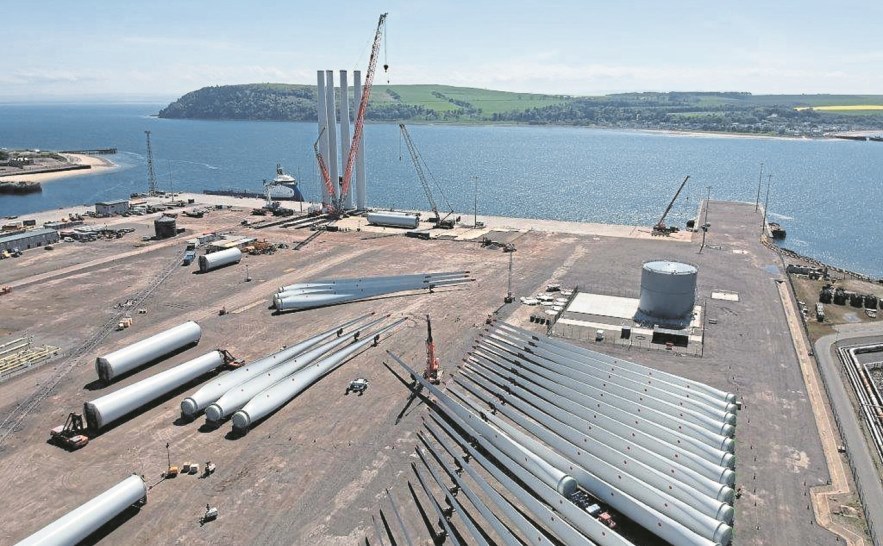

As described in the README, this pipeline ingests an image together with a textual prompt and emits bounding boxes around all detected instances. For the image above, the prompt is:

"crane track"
[0,250,183,449]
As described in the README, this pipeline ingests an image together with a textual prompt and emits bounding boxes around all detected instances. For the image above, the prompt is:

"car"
[346,378,369,395]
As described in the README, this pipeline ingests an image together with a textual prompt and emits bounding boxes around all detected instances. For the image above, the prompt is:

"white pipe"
[480,338,735,438]
[386,352,577,497]
[324,70,339,203]
[494,326,736,415]
[198,247,241,273]
[497,323,737,412]
[204,316,386,422]
[274,277,471,312]
[96,321,201,383]
[498,322,736,404]
[354,70,366,210]
[275,274,471,300]
[459,374,736,525]
[180,314,372,417]
[278,271,469,293]
[316,70,330,205]
[339,70,353,209]
[467,358,735,481]
[15,475,147,546]
[232,319,405,431]
[86,350,225,430]
[473,348,734,453]
[470,395,732,546]
[489,332,735,424]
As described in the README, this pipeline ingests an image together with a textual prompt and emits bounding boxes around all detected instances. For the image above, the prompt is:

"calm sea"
[1,103,881,277]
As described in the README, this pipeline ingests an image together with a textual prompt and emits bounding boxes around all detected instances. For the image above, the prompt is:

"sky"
[3,0,883,102]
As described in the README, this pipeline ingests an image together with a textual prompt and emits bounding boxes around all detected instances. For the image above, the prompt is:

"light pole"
[700,185,711,253]
[755,162,764,212]
[245,264,251,282]
[472,176,479,228]
[761,174,772,236]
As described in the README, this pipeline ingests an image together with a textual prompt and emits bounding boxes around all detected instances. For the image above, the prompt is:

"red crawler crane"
[316,13,388,217]
[423,315,441,385]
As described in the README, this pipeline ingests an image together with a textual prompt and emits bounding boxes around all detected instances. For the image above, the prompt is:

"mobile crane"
[399,124,456,228]
[423,315,442,384]
[652,175,690,236]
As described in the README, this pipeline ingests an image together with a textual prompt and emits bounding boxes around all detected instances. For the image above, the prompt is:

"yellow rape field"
[796,105,883,111]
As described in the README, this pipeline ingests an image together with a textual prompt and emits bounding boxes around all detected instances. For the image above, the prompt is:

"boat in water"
[265,164,304,201]
[203,164,304,201]
[769,222,786,239]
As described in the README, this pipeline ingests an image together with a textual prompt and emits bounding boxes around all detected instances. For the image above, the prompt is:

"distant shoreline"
[1,153,119,184]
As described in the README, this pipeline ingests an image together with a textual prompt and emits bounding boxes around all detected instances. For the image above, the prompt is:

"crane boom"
[313,129,336,210]
[339,12,387,209]
[655,175,690,230]
[424,315,440,384]
[399,124,440,222]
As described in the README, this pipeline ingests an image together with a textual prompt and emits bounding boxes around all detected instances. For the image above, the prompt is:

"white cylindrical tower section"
[15,475,147,546]
[324,70,339,203]
[338,70,353,210]
[353,70,367,210]
[638,261,698,320]
[316,70,330,205]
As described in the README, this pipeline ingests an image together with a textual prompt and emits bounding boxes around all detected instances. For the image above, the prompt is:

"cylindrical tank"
[95,321,201,383]
[154,215,176,239]
[14,475,147,546]
[367,212,420,229]
[198,248,241,273]
[638,261,698,321]
[85,350,224,430]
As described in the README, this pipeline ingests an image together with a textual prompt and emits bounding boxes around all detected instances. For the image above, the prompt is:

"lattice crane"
[145,130,157,196]
[398,123,455,228]
[338,12,387,213]
[653,175,690,236]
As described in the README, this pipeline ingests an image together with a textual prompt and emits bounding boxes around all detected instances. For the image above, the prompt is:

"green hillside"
[158,84,883,136]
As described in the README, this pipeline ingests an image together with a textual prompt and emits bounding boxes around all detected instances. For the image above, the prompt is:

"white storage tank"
[95,321,202,382]
[638,260,698,321]
[198,247,241,273]
[366,211,420,229]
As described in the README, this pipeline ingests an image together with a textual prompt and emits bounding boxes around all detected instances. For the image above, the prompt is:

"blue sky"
[3,0,882,101]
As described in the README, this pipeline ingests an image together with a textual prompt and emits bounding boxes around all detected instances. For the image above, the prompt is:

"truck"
[182,250,197,266]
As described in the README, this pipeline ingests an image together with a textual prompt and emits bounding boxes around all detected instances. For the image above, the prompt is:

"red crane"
[423,315,441,384]
[313,128,336,212]
[338,12,388,212]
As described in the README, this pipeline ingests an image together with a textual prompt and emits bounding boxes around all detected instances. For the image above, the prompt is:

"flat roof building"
[95,199,129,217]
[0,228,59,252]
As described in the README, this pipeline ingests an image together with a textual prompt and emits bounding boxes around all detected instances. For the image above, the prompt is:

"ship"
[768,222,787,239]
[265,164,304,201]
[203,164,304,202]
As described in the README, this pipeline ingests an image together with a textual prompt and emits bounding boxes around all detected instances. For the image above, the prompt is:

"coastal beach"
[4,153,119,184]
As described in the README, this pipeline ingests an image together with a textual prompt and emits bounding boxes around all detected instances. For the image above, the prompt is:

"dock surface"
[0,198,860,545]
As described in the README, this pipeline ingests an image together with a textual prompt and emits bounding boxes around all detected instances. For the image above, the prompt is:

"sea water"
[1,103,880,276]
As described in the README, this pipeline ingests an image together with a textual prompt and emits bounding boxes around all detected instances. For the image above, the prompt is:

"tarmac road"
[816,327,883,545]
